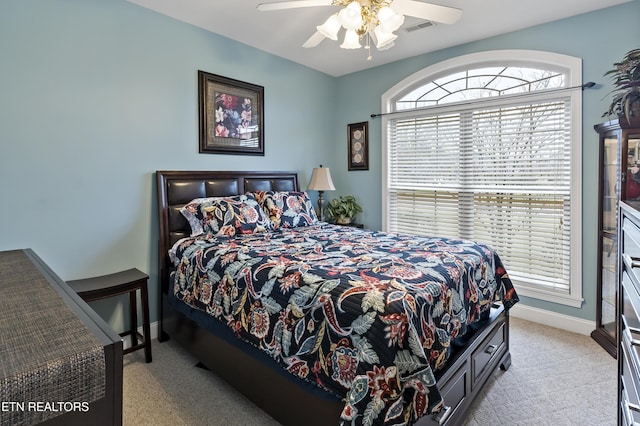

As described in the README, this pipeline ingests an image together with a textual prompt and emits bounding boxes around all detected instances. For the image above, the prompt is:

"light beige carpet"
[122,317,617,425]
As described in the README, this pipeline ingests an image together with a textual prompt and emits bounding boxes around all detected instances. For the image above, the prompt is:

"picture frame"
[347,121,369,171]
[198,70,264,156]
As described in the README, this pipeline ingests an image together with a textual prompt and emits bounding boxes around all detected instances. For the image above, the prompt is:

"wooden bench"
[0,249,123,426]
[68,268,152,363]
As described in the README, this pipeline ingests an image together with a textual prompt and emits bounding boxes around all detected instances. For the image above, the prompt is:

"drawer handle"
[485,344,498,354]
[630,402,640,413]
[432,405,452,425]
[624,401,634,425]
[624,254,640,269]
[626,328,640,347]
[622,316,640,347]
[622,385,635,425]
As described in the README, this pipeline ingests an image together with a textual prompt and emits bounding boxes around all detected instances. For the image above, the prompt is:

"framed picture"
[348,121,368,171]
[198,70,264,156]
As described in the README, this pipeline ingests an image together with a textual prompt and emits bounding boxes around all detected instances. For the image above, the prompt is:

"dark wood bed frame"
[156,170,512,426]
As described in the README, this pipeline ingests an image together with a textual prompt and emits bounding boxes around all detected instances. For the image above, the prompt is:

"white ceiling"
[126,0,631,77]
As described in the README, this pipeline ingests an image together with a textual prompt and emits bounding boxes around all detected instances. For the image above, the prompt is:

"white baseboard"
[509,304,595,336]
[149,321,159,340]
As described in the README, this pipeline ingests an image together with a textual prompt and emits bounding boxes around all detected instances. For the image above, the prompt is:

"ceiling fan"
[257,0,462,54]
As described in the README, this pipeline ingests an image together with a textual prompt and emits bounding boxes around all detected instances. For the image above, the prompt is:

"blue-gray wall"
[0,0,335,329]
[1,0,638,331]
[330,1,640,321]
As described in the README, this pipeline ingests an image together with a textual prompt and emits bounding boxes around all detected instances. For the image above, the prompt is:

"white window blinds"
[382,51,583,307]
[388,98,571,291]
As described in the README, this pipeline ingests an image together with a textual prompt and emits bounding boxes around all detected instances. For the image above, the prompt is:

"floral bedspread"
[170,223,519,425]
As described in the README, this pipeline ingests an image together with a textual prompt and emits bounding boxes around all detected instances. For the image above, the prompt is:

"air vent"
[404,21,435,33]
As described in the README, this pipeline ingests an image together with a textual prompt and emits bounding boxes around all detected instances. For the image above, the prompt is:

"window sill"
[512,280,583,308]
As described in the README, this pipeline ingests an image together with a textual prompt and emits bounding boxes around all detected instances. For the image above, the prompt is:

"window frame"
[381,50,583,307]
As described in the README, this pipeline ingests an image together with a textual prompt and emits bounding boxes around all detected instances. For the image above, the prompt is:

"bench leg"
[129,290,138,348]
[141,283,152,363]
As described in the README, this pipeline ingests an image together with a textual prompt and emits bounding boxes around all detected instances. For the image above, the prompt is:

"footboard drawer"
[436,360,468,425]
[471,320,506,389]
[416,360,468,426]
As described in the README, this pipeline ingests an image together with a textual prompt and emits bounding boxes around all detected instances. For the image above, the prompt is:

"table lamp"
[307,165,336,221]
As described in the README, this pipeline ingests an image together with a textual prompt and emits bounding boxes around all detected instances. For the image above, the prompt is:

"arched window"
[381,50,583,307]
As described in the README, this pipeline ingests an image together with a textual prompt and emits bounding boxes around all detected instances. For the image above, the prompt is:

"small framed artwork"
[198,70,264,156]
[348,121,368,171]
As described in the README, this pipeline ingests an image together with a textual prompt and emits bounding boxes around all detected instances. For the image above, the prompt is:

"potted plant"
[325,195,362,225]
[603,48,640,124]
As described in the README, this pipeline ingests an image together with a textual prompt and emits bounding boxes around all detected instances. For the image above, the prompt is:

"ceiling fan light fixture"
[317,14,341,40]
[258,0,463,59]
[340,29,361,49]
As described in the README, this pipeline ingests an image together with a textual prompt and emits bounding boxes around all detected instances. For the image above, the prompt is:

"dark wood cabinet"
[593,119,640,358]
[619,201,640,425]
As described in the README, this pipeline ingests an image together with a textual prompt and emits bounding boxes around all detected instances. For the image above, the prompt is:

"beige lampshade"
[308,166,336,191]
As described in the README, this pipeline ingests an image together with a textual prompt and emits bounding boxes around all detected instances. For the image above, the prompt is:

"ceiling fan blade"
[391,0,462,25]
[303,31,326,48]
[257,0,333,12]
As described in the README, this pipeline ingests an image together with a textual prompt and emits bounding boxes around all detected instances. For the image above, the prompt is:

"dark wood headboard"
[155,170,299,293]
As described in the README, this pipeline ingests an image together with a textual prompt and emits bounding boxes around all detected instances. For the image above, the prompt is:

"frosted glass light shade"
[377,7,404,33]
[338,2,363,30]
[340,29,361,49]
[374,26,397,49]
[317,14,341,40]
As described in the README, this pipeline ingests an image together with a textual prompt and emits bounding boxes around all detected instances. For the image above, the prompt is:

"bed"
[156,170,519,426]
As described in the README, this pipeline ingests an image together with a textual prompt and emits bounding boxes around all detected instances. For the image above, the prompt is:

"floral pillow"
[253,191,318,229]
[180,194,272,237]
